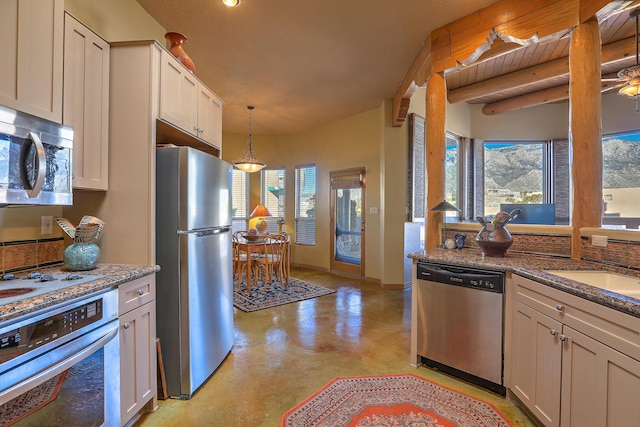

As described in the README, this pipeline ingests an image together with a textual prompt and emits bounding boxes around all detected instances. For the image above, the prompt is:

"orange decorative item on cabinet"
[164,32,196,73]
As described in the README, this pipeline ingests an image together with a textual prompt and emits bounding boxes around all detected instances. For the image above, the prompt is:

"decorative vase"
[64,242,100,271]
[475,209,521,257]
[165,32,196,74]
[476,225,513,257]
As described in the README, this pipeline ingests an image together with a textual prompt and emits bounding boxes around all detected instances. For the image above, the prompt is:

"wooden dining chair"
[232,231,252,289]
[253,233,288,288]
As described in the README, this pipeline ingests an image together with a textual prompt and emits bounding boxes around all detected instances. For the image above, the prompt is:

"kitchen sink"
[544,270,640,298]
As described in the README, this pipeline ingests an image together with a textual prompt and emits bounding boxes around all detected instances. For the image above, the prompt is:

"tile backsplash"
[1,238,65,274]
[444,225,640,271]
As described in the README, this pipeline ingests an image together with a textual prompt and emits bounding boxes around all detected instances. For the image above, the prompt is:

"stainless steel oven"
[415,261,506,395]
[0,280,120,426]
[0,104,73,206]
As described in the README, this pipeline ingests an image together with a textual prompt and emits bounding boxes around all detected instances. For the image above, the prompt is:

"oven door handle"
[0,324,118,404]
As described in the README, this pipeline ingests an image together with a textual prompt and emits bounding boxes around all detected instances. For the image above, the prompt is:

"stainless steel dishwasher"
[416,261,506,395]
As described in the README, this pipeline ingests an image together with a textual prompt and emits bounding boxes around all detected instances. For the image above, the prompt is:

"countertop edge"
[409,250,640,318]
[0,264,160,323]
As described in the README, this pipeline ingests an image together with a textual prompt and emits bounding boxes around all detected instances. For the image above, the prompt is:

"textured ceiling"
[136,0,495,135]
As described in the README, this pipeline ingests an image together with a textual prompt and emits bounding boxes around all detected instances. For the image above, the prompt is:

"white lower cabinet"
[118,275,157,426]
[509,274,640,427]
[560,325,640,427]
[511,300,562,426]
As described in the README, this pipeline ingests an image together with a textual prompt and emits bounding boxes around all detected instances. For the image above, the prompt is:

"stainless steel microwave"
[0,105,73,206]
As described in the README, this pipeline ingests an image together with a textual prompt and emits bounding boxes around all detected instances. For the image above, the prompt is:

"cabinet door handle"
[137,289,144,296]
[123,322,131,329]
[559,334,568,342]
[549,329,558,336]
[556,304,565,312]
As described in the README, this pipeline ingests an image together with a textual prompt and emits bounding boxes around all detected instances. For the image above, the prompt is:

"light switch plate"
[41,216,53,235]
[369,207,378,215]
[592,235,608,247]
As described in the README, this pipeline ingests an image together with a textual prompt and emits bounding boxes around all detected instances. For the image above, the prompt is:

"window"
[231,169,249,233]
[261,168,285,233]
[482,141,550,216]
[602,131,640,229]
[445,132,460,217]
[295,165,316,245]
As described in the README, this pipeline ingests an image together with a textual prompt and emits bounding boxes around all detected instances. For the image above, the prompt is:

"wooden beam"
[569,18,603,258]
[391,35,431,127]
[391,0,622,126]
[482,85,570,115]
[449,57,570,104]
[451,35,637,105]
[425,73,447,250]
[432,0,614,73]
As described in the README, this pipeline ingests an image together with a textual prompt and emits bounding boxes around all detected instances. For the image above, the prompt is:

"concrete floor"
[137,267,536,427]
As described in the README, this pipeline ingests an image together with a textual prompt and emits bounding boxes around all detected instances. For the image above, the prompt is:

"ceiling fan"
[601,8,640,107]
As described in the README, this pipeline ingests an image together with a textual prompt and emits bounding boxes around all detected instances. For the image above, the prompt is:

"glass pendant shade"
[234,106,266,173]
[220,0,241,6]
[233,158,266,173]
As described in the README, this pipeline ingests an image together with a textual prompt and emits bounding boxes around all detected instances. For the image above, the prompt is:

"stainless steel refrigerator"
[155,146,234,399]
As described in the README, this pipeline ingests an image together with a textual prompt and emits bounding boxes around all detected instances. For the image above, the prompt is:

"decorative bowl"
[242,234,267,242]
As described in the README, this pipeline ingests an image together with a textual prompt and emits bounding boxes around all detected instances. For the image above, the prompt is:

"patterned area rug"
[233,277,336,312]
[0,371,67,426]
[281,374,514,427]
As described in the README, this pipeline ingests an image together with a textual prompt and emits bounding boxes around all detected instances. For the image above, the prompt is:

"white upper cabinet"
[159,50,222,149]
[197,85,223,148]
[63,13,110,190]
[0,0,64,122]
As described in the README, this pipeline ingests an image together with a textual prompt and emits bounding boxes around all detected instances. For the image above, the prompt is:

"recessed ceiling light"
[220,0,241,6]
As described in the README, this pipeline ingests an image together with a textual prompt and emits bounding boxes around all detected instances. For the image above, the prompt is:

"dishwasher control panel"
[416,262,504,293]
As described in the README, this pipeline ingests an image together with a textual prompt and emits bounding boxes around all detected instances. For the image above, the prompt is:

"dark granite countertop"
[409,249,640,318]
[0,263,159,323]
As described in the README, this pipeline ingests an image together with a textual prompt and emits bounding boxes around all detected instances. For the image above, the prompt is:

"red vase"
[165,32,196,74]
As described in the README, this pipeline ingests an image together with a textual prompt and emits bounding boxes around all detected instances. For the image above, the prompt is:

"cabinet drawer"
[119,275,156,314]
[512,274,640,362]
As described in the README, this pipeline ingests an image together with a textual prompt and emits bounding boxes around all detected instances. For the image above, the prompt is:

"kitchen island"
[408,249,640,317]
[409,249,640,427]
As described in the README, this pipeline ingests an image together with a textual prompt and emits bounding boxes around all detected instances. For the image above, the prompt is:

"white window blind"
[232,169,249,233]
[295,165,316,245]
[261,168,285,233]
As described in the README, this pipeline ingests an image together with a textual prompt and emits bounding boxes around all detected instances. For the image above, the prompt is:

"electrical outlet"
[592,235,608,247]
[41,216,53,235]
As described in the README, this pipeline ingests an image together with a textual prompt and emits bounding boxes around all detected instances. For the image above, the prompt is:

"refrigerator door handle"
[178,226,232,237]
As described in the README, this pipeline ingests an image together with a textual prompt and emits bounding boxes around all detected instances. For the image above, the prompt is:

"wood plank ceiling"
[443,2,640,115]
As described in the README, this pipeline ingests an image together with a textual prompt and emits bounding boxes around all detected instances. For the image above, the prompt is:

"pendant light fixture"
[618,9,640,112]
[234,106,266,173]
[220,0,241,6]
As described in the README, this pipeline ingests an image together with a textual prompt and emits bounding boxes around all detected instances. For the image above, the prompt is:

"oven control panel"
[0,298,103,361]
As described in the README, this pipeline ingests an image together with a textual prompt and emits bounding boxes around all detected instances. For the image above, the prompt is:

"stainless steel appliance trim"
[0,289,118,375]
[0,324,118,404]
[0,105,73,206]
[416,261,505,394]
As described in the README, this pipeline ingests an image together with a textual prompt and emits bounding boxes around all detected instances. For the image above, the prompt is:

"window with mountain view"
[483,142,550,216]
[602,132,640,229]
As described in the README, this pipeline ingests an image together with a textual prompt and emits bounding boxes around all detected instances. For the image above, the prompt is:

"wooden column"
[425,72,446,250]
[569,18,602,259]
